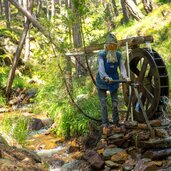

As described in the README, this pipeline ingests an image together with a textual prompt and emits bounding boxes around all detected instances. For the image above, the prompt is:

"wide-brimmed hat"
[105,33,118,44]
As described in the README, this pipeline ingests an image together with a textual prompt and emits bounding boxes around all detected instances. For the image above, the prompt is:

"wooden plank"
[66,36,153,56]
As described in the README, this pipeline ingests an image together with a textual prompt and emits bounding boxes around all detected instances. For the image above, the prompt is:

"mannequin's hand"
[104,77,114,84]
[124,77,131,83]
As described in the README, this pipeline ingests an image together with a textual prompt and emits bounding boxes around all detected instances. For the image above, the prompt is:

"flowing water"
[0,107,83,171]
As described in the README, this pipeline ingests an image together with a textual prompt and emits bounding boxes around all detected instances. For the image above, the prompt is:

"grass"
[115,3,171,63]
[1,113,30,145]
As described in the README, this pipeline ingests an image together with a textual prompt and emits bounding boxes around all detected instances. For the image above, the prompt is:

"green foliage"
[0,0,171,140]
[1,114,29,145]
[13,75,27,89]
[157,0,170,3]
[54,105,89,137]
[0,28,18,40]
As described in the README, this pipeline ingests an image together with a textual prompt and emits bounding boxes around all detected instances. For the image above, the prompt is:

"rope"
[50,42,101,122]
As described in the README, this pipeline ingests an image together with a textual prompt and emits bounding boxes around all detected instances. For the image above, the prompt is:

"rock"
[83,134,99,149]
[123,158,136,171]
[26,89,37,98]
[143,161,158,171]
[134,159,147,171]
[103,166,111,171]
[150,120,162,127]
[9,98,19,105]
[96,139,107,150]
[10,147,42,163]
[46,158,64,169]
[84,150,104,169]
[127,147,140,159]
[111,150,128,164]
[160,167,171,171]
[155,128,169,138]
[67,145,80,153]
[0,108,9,113]
[29,118,44,130]
[136,131,150,141]
[108,133,124,140]
[143,148,171,160]
[103,147,123,159]
[0,134,9,147]
[138,137,171,149]
[105,160,120,168]
[167,155,171,160]
[41,118,53,128]
[125,121,138,128]
[0,145,47,170]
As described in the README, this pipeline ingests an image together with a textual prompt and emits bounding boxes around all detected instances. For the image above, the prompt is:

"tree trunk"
[65,0,73,93]
[24,0,33,62]
[142,0,153,14]
[8,0,49,38]
[46,0,50,20]
[56,0,61,14]
[111,0,119,16]
[0,0,3,15]
[51,0,55,20]
[125,0,144,21]
[71,3,86,76]
[18,0,23,5]
[4,0,10,28]
[6,20,30,99]
[104,3,115,31]
[36,0,42,18]
[121,0,130,23]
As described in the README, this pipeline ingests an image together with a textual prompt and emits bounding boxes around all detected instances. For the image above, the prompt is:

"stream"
[0,106,84,171]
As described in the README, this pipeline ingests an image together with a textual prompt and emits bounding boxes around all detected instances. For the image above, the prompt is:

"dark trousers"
[98,88,119,127]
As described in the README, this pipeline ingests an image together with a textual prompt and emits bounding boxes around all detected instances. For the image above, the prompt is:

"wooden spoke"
[138,58,148,82]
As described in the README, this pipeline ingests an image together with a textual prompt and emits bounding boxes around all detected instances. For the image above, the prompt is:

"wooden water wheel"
[123,48,169,122]
[66,36,169,123]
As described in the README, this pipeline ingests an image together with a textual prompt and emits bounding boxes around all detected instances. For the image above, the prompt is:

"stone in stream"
[83,149,104,169]
[0,134,9,147]
[0,140,48,170]
[103,147,123,159]
[137,137,171,149]
[143,148,171,160]
[122,158,136,171]
[111,150,128,164]
[105,160,120,168]
[67,145,80,153]
[155,128,169,138]
[62,160,90,171]
[29,118,44,130]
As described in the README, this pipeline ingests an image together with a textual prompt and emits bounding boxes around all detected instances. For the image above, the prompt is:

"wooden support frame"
[66,36,153,56]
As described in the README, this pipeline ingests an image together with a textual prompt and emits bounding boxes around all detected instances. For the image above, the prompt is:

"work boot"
[102,126,111,138]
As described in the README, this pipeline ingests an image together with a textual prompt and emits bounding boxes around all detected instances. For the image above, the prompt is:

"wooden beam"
[66,36,153,56]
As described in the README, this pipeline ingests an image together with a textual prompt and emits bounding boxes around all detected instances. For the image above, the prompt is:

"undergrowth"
[1,113,30,145]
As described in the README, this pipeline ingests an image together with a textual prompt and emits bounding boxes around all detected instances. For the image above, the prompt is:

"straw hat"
[105,33,118,44]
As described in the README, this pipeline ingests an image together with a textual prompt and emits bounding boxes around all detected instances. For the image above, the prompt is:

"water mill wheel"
[123,48,169,122]
[66,36,169,123]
